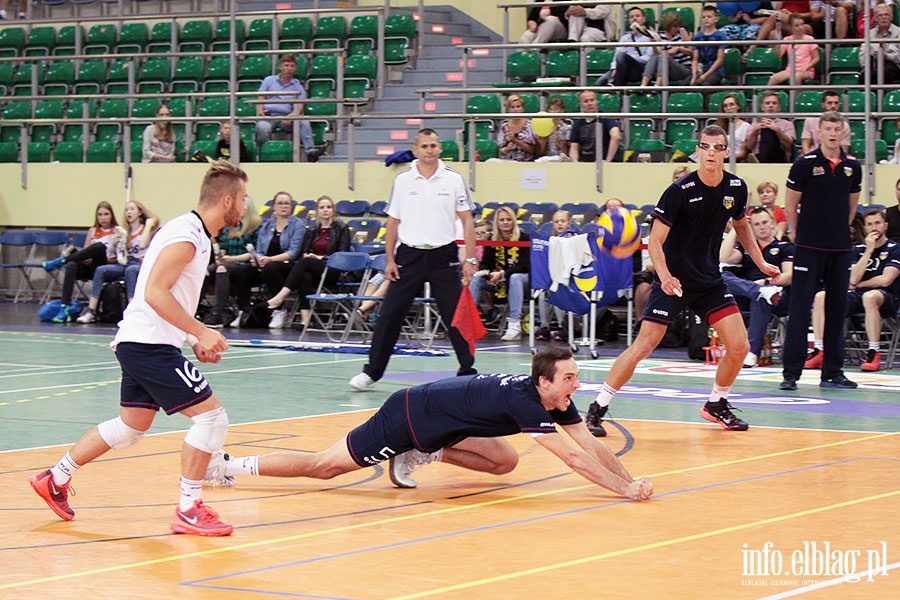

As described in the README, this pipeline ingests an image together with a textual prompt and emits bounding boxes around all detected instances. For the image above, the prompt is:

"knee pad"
[97,416,146,451]
[184,406,229,453]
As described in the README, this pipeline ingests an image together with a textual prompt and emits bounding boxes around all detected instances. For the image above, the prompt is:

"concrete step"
[400,69,502,86]
[369,96,464,115]
[415,55,504,72]
[355,116,462,130]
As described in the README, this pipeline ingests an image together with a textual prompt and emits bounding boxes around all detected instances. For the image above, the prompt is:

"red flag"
[451,286,487,355]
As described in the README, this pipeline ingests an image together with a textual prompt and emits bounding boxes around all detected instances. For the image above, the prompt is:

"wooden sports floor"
[1,321,898,599]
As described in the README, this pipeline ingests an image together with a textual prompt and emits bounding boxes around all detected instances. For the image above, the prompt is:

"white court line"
[756,561,900,599]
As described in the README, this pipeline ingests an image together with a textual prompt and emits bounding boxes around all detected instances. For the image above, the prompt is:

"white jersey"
[113,211,211,348]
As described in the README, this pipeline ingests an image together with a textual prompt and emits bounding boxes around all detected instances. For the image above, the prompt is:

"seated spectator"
[256,54,320,162]
[230,191,306,326]
[519,0,568,45]
[809,0,853,40]
[569,90,621,163]
[751,181,789,239]
[690,5,727,87]
[41,202,121,323]
[744,0,816,59]
[76,201,160,324]
[496,95,537,162]
[202,197,262,328]
[469,206,531,341]
[566,2,618,42]
[769,13,819,86]
[596,7,654,86]
[640,11,693,87]
[534,97,572,161]
[742,92,796,163]
[265,195,351,329]
[719,208,793,367]
[715,93,753,161]
[142,103,177,163]
[214,121,251,163]
[356,270,391,323]
[805,209,900,372]
[851,211,867,244]
[886,178,900,242]
[473,218,492,263]
[537,209,577,341]
[859,3,900,85]
[718,1,774,40]
[800,90,851,154]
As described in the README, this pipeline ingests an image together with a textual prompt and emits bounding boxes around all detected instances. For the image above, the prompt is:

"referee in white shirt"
[350,129,478,390]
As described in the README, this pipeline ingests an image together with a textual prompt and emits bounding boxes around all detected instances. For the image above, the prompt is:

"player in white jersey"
[29,160,248,536]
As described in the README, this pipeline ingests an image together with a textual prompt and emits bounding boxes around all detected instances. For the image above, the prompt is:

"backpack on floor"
[98,281,127,323]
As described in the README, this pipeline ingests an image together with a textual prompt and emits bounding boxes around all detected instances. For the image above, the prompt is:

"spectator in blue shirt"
[691,5,726,87]
[256,54,320,162]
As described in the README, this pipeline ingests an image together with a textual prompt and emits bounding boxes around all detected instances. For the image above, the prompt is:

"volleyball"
[596,207,641,259]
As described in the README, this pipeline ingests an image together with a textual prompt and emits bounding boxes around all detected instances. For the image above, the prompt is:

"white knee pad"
[184,406,229,453]
[97,417,146,450]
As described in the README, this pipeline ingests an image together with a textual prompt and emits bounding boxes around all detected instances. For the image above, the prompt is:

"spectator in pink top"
[768,13,819,86]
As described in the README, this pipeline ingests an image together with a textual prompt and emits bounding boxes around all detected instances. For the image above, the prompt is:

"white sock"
[709,384,731,404]
[179,477,204,511]
[814,340,823,351]
[0,10,7,18]
[595,382,617,408]
[868,342,880,351]
[51,452,80,486]
[224,455,259,477]
[431,449,444,463]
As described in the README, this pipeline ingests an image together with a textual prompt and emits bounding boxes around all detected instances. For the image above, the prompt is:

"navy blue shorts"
[846,289,899,318]
[345,388,417,468]
[642,280,740,326]
[116,342,214,415]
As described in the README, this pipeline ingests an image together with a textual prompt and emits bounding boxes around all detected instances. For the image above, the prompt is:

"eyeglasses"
[697,142,728,152]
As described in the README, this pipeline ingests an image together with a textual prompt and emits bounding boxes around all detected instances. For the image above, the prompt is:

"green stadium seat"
[95,98,128,141]
[239,55,272,92]
[795,90,823,113]
[117,22,148,54]
[148,22,179,54]
[586,48,614,80]
[12,61,45,96]
[828,46,860,84]
[628,119,654,142]
[245,18,274,51]
[312,16,347,50]
[196,97,227,141]
[0,61,13,92]
[463,139,499,161]
[32,99,65,143]
[63,100,94,142]
[28,141,52,163]
[190,140,219,159]
[87,140,119,163]
[179,20,213,53]
[465,94,501,141]
[343,54,376,102]
[0,141,19,162]
[544,50,578,79]
[309,121,329,148]
[884,90,900,113]
[722,47,741,86]
[137,57,172,95]
[0,26,25,57]
[307,54,337,98]
[280,17,313,49]
[172,56,205,94]
[549,92,579,113]
[74,59,106,95]
[84,23,117,55]
[671,138,698,158]
[53,140,84,162]
[881,118,900,147]
[440,139,460,161]
[504,50,540,83]
[847,91,875,113]
[54,26,86,56]
[347,14,378,56]
[518,93,541,114]
[847,119,866,140]
[105,59,133,95]
[259,140,292,162]
[628,92,662,114]
[25,26,56,57]
[129,138,142,163]
[43,60,75,95]
[212,19,246,53]
[1,100,30,145]
[204,56,231,93]
[665,119,698,146]
[384,13,416,64]
[667,92,703,114]
[743,47,780,84]
[130,97,160,138]
[850,138,887,162]
[596,92,621,113]
[630,138,666,153]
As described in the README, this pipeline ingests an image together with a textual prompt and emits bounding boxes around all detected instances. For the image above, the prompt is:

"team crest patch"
[723,195,734,209]
[812,166,825,176]
[844,166,853,177]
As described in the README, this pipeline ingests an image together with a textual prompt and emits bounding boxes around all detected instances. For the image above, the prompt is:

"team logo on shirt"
[844,166,853,177]
[812,166,825,176]
[723,196,734,209]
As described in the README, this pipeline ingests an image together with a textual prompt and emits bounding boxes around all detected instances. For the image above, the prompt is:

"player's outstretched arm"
[562,422,634,482]
[533,432,652,500]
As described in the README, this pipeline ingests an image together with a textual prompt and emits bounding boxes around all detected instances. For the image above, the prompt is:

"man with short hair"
[743,92,797,163]
[800,90,851,154]
[859,3,900,85]
[804,209,900,372]
[720,207,794,368]
[780,111,862,390]
[29,160,248,536]
[597,6,654,86]
[583,126,781,436]
[256,54,319,162]
[568,90,621,163]
[208,347,653,500]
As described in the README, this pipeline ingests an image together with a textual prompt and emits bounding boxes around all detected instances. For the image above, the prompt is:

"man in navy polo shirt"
[780,111,862,390]
[583,125,781,435]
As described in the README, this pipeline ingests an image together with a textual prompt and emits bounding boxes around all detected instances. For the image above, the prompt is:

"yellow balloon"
[532,115,555,137]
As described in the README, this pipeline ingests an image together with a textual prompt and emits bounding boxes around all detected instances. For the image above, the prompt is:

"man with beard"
[28,160,247,537]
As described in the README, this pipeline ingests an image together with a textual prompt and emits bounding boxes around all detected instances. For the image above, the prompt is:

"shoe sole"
[700,408,749,431]
[28,475,74,521]
[819,382,858,389]
[387,456,416,489]
[170,521,233,536]
[588,425,607,437]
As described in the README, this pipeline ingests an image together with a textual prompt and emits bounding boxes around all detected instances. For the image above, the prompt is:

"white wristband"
[186,334,199,347]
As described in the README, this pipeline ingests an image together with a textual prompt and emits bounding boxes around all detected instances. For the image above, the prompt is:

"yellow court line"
[3,431,895,590]
[387,489,900,600]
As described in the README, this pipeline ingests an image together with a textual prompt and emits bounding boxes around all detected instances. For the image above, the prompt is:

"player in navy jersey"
[780,111,862,390]
[804,209,900,372]
[205,347,653,501]
[583,125,781,435]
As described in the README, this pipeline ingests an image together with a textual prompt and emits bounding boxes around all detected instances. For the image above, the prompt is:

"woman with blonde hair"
[201,197,263,328]
[496,94,537,162]
[76,200,160,323]
[142,103,177,163]
[470,205,531,341]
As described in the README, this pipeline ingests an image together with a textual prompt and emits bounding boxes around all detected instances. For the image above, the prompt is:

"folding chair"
[32,230,69,302]
[0,231,37,302]
[298,252,372,343]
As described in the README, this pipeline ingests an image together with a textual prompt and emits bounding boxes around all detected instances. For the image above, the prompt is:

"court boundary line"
[756,561,900,599]
[2,431,895,591]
